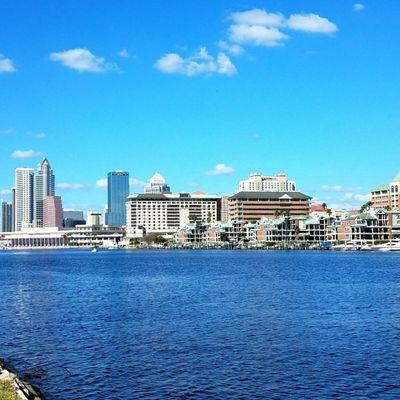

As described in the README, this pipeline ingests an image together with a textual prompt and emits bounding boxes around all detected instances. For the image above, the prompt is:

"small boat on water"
[91,247,98,253]
[332,242,358,251]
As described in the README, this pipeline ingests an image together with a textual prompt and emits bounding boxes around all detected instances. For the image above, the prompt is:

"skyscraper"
[144,173,171,194]
[105,171,129,227]
[15,168,34,231]
[1,201,13,232]
[34,158,55,227]
[43,196,63,229]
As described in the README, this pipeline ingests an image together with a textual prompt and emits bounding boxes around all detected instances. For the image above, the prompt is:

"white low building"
[126,193,221,237]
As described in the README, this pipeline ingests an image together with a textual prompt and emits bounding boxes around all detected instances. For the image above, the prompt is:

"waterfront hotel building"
[228,192,311,222]
[126,193,221,237]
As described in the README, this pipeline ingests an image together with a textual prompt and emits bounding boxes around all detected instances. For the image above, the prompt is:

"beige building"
[126,193,221,237]
[228,192,311,222]
[371,172,400,210]
[238,172,296,192]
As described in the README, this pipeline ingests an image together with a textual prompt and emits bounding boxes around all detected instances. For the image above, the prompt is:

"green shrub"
[0,381,19,400]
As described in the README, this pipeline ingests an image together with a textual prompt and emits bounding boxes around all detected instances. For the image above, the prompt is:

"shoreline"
[0,359,43,400]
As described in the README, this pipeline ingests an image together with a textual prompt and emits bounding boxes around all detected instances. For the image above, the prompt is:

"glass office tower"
[105,171,129,227]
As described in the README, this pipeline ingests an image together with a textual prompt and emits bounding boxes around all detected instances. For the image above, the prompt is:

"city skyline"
[1,1,400,211]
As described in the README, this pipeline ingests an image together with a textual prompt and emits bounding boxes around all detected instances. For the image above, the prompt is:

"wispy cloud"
[35,132,46,139]
[0,189,12,196]
[10,149,42,159]
[118,48,130,58]
[217,41,244,55]
[130,178,145,188]
[50,48,119,73]
[57,183,88,190]
[321,185,361,193]
[95,178,107,188]
[322,185,345,192]
[155,47,237,77]
[0,54,16,73]
[206,163,235,176]
[353,3,365,12]
[287,14,338,34]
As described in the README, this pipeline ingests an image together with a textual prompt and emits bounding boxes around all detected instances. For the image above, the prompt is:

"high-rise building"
[11,187,16,231]
[238,173,297,192]
[43,196,63,229]
[144,173,171,194]
[1,201,13,232]
[34,158,55,227]
[105,171,129,227]
[15,168,34,231]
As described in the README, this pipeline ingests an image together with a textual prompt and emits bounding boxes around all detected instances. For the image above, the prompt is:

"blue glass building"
[105,171,129,227]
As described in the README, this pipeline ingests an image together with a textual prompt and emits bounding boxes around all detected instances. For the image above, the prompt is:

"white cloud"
[118,48,130,58]
[344,192,354,200]
[10,149,42,159]
[206,163,235,176]
[95,178,107,188]
[57,183,87,190]
[217,41,244,55]
[35,132,46,139]
[354,193,371,202]
[0,54,16,73]
[230,9,286,27]
[50,48,118,72]
[322,185,344,192]
[287,14,338,34]
[155,47,237,76]
[0,189,12,196]
[229,24,288,47]
[129,178,145,188]
[353,3,365,11]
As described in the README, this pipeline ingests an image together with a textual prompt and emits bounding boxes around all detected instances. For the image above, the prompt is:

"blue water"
[1,250,400,399]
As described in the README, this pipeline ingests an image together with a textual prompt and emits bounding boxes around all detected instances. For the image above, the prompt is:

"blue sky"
[1,0,399,211]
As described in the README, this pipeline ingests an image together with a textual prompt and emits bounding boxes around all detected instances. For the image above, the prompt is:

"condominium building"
[15,168,34,231]
[43,196,63,229]
[1,201,13,232]
[34,158,55,227]
[144,172,171,194]
[126,193,221,237]
[238,172,296,192]
[371,172,400,211]
[105,171,130,226]
[228,191,311,222]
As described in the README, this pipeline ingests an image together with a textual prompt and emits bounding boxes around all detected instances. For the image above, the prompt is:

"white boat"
[332,242,358,251]
[371,241,400,252]
[91,247,97,253]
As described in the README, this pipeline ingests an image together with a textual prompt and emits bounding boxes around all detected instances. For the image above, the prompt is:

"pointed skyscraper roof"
[150,172,166,184]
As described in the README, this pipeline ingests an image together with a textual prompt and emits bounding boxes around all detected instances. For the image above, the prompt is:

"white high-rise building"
[34,158,55,227]
[15,168,34,231]
[144,173,171,194]
[238,173,297,193]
